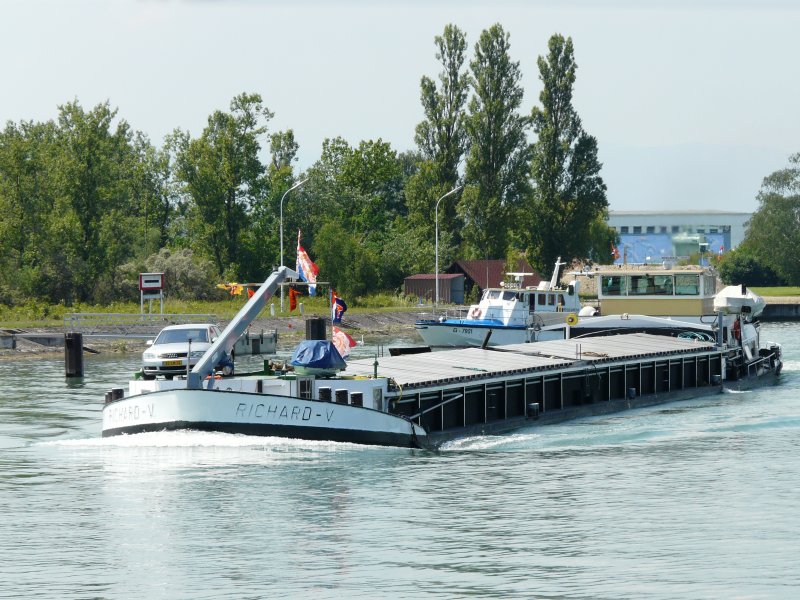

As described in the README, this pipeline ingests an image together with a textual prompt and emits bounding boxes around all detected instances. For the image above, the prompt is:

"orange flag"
[289,287,300,312]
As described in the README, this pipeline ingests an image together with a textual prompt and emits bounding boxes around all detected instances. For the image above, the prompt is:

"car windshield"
[155,329,209,344]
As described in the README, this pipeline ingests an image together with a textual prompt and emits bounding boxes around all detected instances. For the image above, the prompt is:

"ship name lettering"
[235,403,313,421]
[110,403,154,422]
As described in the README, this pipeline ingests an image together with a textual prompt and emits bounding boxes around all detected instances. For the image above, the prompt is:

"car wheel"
[165,374,173,380]
[142,373,155,381]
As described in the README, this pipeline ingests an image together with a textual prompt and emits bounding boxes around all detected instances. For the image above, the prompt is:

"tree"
[414,23,469,237]
[174,93,273,278]
[409,26,468,251]
[461,23,530,259]
[0,120,60,301]
[313,221,378,300]
[717,249,783,286]
[56,100,138,301]
[526,34,608,274]
[241,130,301,281]
[130,132,176,258]
[738,153,800,284]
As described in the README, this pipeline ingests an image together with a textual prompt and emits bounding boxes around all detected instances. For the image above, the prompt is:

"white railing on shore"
[64,313,217,334]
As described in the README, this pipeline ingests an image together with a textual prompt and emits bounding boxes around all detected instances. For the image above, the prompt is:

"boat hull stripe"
[102,421,421,448]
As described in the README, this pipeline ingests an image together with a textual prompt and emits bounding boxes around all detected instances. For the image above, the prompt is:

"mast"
[188,266,298,389]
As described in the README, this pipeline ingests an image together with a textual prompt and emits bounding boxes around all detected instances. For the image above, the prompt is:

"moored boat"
[415,258,590,348]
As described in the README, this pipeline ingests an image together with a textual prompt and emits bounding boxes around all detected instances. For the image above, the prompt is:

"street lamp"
[435,185,463,309]
[279,177,309,312]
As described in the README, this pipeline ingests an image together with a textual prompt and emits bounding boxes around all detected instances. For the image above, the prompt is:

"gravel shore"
[1,310,427,357]
[3,297,798,357]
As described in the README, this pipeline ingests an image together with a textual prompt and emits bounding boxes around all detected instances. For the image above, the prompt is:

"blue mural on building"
[615,232,729,265]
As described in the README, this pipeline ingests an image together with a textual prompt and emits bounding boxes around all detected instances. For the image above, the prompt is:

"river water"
[1,324,799,599]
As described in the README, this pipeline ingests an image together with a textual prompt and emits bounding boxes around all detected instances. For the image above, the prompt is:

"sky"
[2,0,798,213]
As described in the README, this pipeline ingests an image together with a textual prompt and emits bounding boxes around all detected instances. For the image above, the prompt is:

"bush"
[718,249,784,286]
[117,248,219,301]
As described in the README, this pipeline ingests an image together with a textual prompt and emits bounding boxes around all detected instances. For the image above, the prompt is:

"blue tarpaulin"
[290,340,347,370]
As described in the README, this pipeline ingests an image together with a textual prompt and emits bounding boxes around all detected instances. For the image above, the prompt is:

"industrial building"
[607,210,751,264]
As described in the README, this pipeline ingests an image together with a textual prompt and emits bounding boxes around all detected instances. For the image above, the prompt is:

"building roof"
[451,259,542,289]
[609,210,751,216]
[404,273,463,281]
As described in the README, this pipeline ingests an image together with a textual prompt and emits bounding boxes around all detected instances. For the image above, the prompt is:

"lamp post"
[279,177,308,312]
[435,185,463,309]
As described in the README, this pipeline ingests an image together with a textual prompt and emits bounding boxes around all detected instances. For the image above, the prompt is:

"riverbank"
[4,297,799,357]
[0,309,426,357]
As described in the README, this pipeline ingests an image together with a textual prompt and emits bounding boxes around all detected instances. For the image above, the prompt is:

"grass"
[750,287,800,296]
[0,292,421,329]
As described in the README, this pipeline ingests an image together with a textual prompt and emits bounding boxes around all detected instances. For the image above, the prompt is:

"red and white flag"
[332,326,357,359]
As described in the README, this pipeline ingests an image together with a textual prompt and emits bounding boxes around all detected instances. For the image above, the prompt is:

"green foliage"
[462,24,530,259]
[415,24,469,191]
[526,34,608,274]
[313,221,378,299]
[174,93,273,277]
[738,153,800,285]
[586,213,618,264]
[1,29,722,310]
[749,286,800,296]
[717,248,784,286]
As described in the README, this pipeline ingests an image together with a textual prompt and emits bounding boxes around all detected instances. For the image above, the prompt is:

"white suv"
[142,323,230,380]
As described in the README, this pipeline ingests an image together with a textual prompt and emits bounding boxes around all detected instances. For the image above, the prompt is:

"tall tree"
[738,153,800,284]
[408,24,470,249]
[0,120,60,300]
[461,23,530,259]
[175,93,273,277]
[415,24,469,189]
[526,34,608,273]
[130,132,176,258]
[242,129,301,280]
[56,100,137,300]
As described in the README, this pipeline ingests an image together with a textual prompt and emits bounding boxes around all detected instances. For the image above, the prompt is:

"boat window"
[547,294,556,306]
[653,275,674,295]
[486,290,501,300]
[627,275,674,296]
[628,275,652,295]
[601,276,624,296]
[502,291,516,301]
[675,274,700,295]
[538,293,547,306]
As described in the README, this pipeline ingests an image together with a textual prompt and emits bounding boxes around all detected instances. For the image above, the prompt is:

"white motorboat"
[415,258,591,348]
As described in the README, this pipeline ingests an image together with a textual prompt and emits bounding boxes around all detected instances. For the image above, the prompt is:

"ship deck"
[346,333,717,389]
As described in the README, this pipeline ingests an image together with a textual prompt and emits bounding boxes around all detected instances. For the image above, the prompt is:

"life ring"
[732,319,741,341]
[469,306,483,319]
[566,313,578,326]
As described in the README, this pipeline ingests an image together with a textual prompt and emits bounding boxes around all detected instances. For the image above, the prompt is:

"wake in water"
[38,430,377,452]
